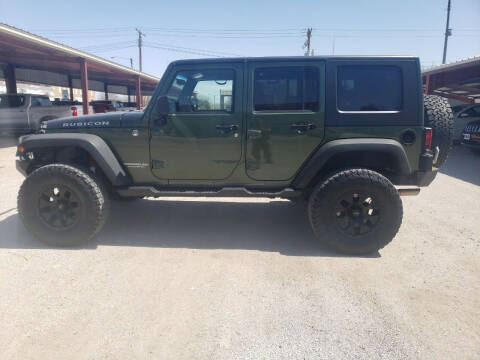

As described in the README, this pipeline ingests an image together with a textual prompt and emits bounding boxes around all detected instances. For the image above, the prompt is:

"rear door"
[0,94,28,131]
[150,62,244,180]
[245,60,325,180]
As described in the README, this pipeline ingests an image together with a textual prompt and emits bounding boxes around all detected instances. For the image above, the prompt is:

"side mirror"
[156,95,170,116]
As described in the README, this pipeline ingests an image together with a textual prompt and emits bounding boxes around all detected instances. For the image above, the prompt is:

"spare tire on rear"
[423,95,454,167]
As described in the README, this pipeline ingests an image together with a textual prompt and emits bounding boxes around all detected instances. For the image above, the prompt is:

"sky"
[1,0,479,78]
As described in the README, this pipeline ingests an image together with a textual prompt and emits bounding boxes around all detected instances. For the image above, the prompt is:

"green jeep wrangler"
[15,56,453,254]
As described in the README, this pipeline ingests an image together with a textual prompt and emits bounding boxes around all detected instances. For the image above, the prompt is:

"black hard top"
[172,55,419,66]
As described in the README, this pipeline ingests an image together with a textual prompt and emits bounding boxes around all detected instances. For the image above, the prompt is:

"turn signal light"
[424,128,433,149]
[17,145,25,153]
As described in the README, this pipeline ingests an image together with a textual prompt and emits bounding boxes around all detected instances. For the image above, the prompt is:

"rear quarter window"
[337,65,402,111]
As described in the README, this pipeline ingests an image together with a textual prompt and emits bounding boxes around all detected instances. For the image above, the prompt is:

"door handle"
[291,123,316,133]
[216,124,239,134]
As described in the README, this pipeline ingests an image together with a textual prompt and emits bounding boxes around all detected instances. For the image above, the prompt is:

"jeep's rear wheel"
[308,169,403,254]
[424,95,454,167]
[18,164,110,246]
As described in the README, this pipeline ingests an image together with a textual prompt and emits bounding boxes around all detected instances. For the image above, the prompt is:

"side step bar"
[117,186,302,199]
[396,187,421,196]
[118,186,419,198]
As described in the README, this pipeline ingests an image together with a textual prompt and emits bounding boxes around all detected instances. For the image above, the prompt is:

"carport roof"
[422,55,480,103]
[0,23,160,92]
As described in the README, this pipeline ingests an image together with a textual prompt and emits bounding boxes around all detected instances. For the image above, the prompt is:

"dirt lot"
[0,137,479,360]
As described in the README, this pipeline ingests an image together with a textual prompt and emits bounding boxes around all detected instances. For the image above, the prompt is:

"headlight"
[40,122,47,130]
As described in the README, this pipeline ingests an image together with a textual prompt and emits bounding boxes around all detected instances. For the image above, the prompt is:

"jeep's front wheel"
[18,164,110,246]
[308,169,403,254]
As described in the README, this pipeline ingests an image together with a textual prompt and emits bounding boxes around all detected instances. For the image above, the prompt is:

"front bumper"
[462,140,480,149]
[16,159,29,177]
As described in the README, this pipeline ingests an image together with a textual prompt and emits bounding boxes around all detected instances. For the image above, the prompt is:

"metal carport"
[0,23,160,114]
[422,56,480,104]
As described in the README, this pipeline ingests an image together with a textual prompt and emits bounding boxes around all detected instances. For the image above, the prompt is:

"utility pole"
[442,0,452,64]
[136,27,145,72]
[303,28,312,56]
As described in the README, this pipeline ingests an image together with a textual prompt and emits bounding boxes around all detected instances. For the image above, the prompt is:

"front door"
[246,61,325,180]
[150,63,243,180]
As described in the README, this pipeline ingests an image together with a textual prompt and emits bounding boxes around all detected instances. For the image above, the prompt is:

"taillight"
[424,127,433,149]
[71,106,78,116]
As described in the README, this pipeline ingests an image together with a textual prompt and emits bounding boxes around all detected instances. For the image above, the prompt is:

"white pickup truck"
[0,94,83,135]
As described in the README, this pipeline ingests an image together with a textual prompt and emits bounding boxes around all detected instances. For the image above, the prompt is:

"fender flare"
[18,133,131,186]
[292,138,411,189]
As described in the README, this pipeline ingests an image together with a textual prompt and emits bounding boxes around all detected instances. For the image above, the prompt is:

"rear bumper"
[413,150,437,186]
[415,169,438,187]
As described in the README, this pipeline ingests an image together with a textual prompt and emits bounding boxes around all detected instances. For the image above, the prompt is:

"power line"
[146,41,243,57]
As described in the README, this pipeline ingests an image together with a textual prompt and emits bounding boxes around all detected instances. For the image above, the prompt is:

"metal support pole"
[68,75,74,101]
[424,75,432,95]
[136,28,145,72]
[104,83,109,100]
[5,63,17,94]
[135,76,142,110]
[80,59,89,115]
[442,0,452,64]
[127,86,131,104]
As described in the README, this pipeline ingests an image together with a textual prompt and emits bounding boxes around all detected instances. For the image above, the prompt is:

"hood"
[42,111,144,131]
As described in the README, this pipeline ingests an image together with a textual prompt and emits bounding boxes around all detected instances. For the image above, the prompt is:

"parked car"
[452,104,480,143]
[461,119,480,153]
[90,100,124,113]
[15,56,454,254]
[0,94,79,135]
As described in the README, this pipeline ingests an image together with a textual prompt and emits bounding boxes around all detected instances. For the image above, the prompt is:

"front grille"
[464,124,480,134]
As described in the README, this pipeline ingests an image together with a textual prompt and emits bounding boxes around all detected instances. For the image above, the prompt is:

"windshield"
[0,95,26,108]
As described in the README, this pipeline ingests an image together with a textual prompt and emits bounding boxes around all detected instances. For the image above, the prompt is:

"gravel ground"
[0,137,479,360]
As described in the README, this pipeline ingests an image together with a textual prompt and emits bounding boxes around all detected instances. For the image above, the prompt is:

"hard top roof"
[172,55,418,66]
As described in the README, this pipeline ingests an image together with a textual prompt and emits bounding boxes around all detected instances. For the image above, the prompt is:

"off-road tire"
[18,164,110,246]
[308,169,403,254]
[424,95,454,167]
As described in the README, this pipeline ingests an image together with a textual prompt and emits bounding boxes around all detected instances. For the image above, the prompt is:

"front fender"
[292,138,412,189]
[17,133,131,186]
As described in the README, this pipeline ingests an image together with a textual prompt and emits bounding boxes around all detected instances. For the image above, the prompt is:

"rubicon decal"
[63,121,110,127]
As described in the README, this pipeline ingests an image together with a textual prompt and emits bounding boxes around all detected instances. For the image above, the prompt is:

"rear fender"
[292,138,411,188]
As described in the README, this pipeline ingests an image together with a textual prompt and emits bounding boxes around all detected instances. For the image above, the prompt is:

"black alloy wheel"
[334,192,380,236]
[38,185,81,230]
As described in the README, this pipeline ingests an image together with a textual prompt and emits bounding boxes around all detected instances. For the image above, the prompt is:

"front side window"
[166,69,234,113]
[254,66,319,112]
[337,65,402,111]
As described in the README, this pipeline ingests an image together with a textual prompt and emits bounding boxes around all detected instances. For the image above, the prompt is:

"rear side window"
[0,95,25,108]
[31,96,52,107]
[337,65,402,111]
[254,67,319,112]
